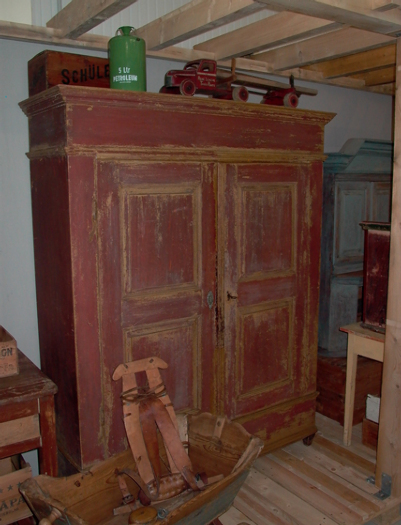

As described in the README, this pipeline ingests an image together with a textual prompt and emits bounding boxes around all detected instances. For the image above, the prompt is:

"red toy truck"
[160,59,318,107]
[160,59,249,101]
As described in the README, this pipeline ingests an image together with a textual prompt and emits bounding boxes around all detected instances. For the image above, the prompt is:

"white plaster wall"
[0,37,393,475]
[0,1,32,24]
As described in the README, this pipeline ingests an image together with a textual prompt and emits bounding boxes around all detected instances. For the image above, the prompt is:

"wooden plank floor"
[220,414,401,525]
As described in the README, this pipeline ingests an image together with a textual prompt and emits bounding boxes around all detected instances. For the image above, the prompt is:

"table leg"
[38,395,58,476]
[343,333,358,446]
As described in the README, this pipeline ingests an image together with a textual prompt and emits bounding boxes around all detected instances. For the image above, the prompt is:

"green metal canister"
[108,26,146,91]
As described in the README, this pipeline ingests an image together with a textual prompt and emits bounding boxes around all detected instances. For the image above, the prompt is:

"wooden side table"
[340,323,384,446]
[0,350,58,476]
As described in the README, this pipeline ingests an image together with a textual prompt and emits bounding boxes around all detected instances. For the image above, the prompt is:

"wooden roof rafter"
[0,0,399,94]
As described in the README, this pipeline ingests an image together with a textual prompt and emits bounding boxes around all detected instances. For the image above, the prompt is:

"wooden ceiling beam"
[218,56,369,90]
[0,20,214,62]
[135,0,268,51]
[372,0,401,11]
[254,26,395,70]
[0,20,108,49]
[257,0,401,35]
[194,12,341,60]
[366,82,395,94]
[46,0,139,39]
[303,44,396,78]
[350,64,395,84]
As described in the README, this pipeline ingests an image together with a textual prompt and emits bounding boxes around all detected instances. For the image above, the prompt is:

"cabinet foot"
[303,433,316,446]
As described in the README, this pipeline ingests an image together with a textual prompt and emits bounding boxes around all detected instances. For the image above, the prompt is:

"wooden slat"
[303,44,396,78]
[218,56,369,90]
[240,469,340,525]
[0,415,40,447]
[255,455,364,524]
[0,437,42,459]
[255,27,395,71]
[0,21,216,62]
[0,20,110,49]
[235,484,303,525]
[285,440,382,496]
[229,414,401,525]
[375,35,401,498]
[312,433,377,476]
[256,0,401,35]
[219,505,257,525]
[315,414,377,463]
[372,0,401,11]
[194,12,340,60]
[350,65,395,85]
[135,0,267,51]
[271,448,381,517]
[46,0,139,39]
[365,81,395,94]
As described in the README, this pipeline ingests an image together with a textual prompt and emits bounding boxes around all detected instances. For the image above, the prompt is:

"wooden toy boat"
[20,412,263,525]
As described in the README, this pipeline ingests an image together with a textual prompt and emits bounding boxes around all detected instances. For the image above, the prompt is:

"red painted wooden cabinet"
[20,87,333,471]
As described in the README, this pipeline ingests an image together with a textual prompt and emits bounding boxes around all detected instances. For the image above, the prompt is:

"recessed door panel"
[237,299,294,400]
[242,184,295,278]
[123,317,200,410]
[122,188,197,295]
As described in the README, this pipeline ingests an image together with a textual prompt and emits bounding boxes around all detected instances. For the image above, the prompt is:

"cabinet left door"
[96,160,218,456]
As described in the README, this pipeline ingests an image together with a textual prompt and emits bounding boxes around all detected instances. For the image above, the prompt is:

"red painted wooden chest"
[361,221,390,332]
[20,87,333,471]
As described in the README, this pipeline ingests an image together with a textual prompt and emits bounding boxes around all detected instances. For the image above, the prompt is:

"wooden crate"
[316,354,382,425]
[0,455,32,525]
[28,50,110,96]
[0,326,18,378]
[362,417,379,449]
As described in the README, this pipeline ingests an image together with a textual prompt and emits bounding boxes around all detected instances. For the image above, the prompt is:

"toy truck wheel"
[232,86,249,102]
[283,92,299,108]
[180,79,196,96]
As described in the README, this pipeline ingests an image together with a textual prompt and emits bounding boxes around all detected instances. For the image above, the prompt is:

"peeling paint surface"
[21,88,331,468]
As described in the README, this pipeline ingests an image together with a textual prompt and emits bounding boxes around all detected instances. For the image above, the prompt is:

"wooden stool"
[340,323,385,446]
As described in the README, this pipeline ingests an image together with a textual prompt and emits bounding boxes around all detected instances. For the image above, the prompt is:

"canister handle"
[116,26,136,36]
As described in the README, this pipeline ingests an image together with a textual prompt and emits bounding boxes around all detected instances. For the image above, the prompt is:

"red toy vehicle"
[160,59,318,107]
[229,71,318,108]
[160,59,249,101]
[259,75,307,108]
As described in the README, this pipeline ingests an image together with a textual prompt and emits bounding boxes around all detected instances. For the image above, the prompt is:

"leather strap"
[139,399,162,479]
[116,471,135,505]
[147,397,204,492]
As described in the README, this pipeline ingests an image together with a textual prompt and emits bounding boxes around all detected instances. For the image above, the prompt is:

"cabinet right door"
[218,162,323,434]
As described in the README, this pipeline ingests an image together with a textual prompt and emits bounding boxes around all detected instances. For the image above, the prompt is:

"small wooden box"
[0,455,32,525]
[0,326,18,377]
[28,50,110,97]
